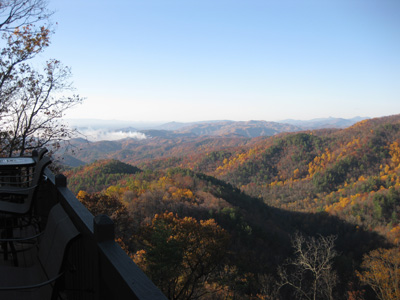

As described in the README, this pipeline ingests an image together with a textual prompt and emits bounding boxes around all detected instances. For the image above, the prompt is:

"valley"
[62,114,400,299]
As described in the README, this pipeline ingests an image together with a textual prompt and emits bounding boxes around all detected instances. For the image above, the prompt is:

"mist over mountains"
[63,114,400,300]
[60,116,369,167]
[67,117,368,141]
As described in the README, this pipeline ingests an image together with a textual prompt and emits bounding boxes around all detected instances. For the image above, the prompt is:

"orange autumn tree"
[134,212,230,300]
[357,247,400,300]
[77,191,134,246]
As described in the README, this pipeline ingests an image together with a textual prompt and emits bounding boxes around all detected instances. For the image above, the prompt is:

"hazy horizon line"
[65,115,370,125]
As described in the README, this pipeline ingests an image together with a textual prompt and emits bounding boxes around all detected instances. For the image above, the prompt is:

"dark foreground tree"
[278,233,338,300]
[0,0,82,156]
[0,0,52,113]
[77,191,134,244]
[2,59,81,156]
[134,212,230,300]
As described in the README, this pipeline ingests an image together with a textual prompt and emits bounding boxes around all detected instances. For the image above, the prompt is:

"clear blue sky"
[44,0,400,122]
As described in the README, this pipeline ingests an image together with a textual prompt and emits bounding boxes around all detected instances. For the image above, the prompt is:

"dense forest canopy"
[65,114,400,300]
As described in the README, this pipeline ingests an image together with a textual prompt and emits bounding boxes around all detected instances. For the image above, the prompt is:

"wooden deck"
[0,224,39,268]
[0,167,167,300]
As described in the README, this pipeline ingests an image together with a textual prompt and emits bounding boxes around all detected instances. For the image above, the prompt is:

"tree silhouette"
[278,233,338,300]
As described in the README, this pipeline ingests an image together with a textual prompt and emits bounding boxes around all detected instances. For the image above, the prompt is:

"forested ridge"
[65,114,400,300]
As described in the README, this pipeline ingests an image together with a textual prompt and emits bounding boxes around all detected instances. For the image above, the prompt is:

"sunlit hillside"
[64,114,400,299]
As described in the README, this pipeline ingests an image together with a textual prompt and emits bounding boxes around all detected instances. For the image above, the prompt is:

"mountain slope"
[63,114,400,299]
[59,135,251,166]
[137,114,400,240]
[60,118,368,167]
[64,159,141,194]
[175,120,302,137]
[67,160,388,298]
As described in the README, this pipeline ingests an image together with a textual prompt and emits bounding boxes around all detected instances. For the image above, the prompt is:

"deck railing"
[38,168,167,300]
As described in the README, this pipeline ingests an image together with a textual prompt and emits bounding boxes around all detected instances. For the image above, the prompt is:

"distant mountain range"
[67,117,369,141]
[155,117,368,132]
[171,120,301,138]
[59,116,372,167]
[279,116,367,129]
[62,114,400,299]
[139,118,368,139]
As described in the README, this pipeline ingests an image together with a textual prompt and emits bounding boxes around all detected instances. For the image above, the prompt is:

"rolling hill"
[173,120,302,137]
[63,114,400,299]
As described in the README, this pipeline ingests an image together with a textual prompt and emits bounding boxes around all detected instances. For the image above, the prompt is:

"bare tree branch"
[0,0,53,32]
[1,59,82,156]
[278,233,338,300]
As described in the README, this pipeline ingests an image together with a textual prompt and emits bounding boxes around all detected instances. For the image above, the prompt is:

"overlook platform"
[0,163,167,300]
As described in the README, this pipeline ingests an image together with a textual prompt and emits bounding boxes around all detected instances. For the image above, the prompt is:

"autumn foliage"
[357,247,400,300]
[134,212,229,300]
[66,114,400,299]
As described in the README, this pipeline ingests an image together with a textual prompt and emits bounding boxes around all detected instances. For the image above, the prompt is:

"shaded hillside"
[62,114,400,299]
[60,118,367,168]
[136,114,400,242]
[64,159,141,194]
[67,165,388,299]
[60,154,86,167]
[60,135,251,166]
[221,115,400,243]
